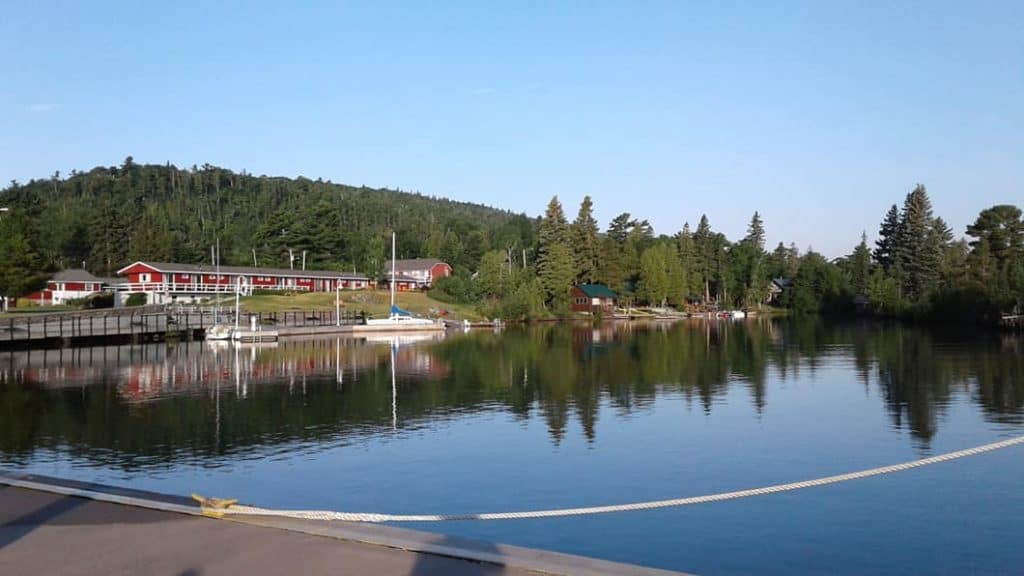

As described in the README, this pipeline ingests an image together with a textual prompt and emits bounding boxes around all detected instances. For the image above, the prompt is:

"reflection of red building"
[395,347,450,379]
[7,337,448,403]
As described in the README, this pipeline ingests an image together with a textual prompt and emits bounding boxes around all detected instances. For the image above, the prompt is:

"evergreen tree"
[746,211,766,251]
[570,196,600,283]
[874,204,901,271]
[850,232,872,295]
[677,222,698,300]
[894,185,942,299]
[536,196,574,311]
[738,212,768,306]
[692,215,714,301]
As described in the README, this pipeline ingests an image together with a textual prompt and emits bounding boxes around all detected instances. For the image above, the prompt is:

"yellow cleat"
[191,493,239,517]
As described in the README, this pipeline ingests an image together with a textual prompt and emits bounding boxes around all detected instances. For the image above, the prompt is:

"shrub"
[125,293,147,307]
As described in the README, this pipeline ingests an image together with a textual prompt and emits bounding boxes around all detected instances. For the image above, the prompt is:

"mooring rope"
[195,434,1024,522]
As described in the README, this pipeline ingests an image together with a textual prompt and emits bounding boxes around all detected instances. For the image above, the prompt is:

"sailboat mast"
[390,232,396,310]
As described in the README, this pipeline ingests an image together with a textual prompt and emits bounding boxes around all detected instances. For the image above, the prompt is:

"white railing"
[113,282,310,295]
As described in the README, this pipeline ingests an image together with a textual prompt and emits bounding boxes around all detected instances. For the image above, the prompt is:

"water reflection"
[1,320,1022,470]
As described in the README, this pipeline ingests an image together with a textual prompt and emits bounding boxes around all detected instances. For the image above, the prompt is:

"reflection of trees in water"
[1,321,1022,467]
[870,325,955,442]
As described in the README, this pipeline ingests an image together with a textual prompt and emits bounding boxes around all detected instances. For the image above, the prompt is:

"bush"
[84,292,114,309]
[429,273,476,304]
[125,293,147,307]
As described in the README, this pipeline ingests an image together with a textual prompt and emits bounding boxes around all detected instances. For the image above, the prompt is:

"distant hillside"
[0,158,537,277]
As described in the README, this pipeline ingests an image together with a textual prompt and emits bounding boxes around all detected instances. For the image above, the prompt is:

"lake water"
[2,319,1022,574]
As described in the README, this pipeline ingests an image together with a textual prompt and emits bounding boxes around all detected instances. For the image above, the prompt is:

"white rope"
[209,434,1024,522]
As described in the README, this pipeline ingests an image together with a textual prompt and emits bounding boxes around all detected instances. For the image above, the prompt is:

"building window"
[140,273,151,283]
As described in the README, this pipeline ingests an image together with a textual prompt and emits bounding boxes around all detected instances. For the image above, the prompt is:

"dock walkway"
[0,473,685,576]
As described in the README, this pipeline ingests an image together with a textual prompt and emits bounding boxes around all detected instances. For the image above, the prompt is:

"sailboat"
[363,233,443,330]
[206,239,234,341]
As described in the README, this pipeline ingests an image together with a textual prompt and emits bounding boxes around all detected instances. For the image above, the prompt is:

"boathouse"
[25,269,111,305]
[115,261,370,305]
[383,259,452,288]
[571,284,618,314]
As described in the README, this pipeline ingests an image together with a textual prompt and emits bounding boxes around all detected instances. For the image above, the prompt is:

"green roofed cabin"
[572,284,618,314]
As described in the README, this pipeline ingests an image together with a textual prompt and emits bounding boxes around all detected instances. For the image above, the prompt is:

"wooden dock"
[0,308,366,350]
[232,329,280,343]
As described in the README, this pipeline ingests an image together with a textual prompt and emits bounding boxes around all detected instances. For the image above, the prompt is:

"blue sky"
[2,1,1021,256]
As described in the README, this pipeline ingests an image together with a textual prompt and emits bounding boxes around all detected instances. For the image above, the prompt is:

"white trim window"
[139,273,151,283]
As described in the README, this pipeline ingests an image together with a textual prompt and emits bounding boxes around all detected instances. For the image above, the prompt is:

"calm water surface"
[2,319,1022,574]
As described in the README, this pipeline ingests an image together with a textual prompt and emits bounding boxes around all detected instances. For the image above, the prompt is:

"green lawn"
[239,290,484,320]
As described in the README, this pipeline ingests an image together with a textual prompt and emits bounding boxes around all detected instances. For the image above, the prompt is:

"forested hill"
[0,158,536,277]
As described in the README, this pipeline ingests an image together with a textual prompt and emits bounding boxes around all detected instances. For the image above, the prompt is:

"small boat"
[206,324,233,341]
[205,240,233,341]
[731,310,746,319]
[362,233,443,331]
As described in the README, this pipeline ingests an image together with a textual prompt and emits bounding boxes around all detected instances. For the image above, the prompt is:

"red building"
[383,274,420,292]
[25,269,112,305]
[571,284,618,314]
[115,261,370,305]
[384,258,452,288]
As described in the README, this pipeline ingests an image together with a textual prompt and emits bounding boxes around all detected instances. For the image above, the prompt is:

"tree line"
[0,158,534,301]
[2,160,1021,323]
[437,187,1022,323]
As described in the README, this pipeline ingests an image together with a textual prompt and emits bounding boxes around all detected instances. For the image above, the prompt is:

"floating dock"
[232,329,280,343]
[0,472,687,576]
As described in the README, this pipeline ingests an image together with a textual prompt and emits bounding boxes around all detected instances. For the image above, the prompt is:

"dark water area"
[1,319,1022,574]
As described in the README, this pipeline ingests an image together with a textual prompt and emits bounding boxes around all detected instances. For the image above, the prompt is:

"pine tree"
[739,212,768,306]
[537,196,574,311]
[746,211,766,251]
[570,196,600,284]
[874,204,901,271]
[693,215,714,302]
[895,185,942,299]
[677,222,698,300]
[850,232,872,295]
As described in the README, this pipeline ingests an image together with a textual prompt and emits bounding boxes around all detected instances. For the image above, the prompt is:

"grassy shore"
[237,290,484,320]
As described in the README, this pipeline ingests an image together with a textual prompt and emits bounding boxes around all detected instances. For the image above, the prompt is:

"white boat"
[206,239,234,340]
[363,233,443,330]
[731,310,746,319]
[365,314,439,327]
[206,323,233,341]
